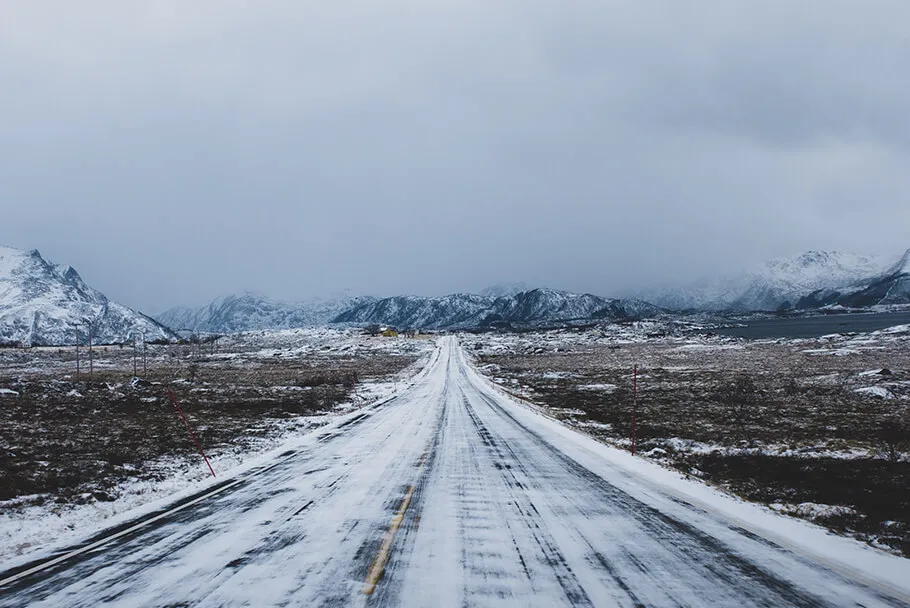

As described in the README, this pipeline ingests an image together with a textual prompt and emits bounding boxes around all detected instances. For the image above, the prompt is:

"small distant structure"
[364,324,400,337]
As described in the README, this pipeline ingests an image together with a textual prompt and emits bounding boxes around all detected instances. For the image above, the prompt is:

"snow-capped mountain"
[834,249,910,308]
[332,293,493,330]
[332,288,664,330]
[0,245,176,346]
[157,291,377,334]
[642,251,888,312]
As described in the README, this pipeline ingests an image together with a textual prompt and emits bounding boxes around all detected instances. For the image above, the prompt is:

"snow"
[854,386,896,399]
[155,291,378,334]
[335,288,663,330]
[639,249,899,311]
[802,347,860,356]
[769,502,860,521]
[762,250,885,291]
[0,388,18,396]
[577,383,617,392]
[859,368,891,376]
[0,244,175,346]
[645,437,875,461]
[0,368,422,565]
[540,371,577,379]
[471,360,910,597]
[886,248,910,276]
[0,328,435,565]
[675,343,744,351]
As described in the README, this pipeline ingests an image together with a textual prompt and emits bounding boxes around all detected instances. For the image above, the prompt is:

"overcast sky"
[2,1,909,312]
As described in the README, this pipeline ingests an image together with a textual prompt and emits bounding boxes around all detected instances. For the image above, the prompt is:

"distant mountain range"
[639,249,910,312]
[0,246,175,346]
[156,288,662,333]
[332,288,664,330]
[156,292,377,334]
[4,243,909,346]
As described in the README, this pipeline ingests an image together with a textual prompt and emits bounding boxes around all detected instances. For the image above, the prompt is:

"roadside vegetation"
[0,332,424,512]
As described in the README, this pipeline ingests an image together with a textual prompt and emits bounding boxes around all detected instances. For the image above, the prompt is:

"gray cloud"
[2,0,909,311]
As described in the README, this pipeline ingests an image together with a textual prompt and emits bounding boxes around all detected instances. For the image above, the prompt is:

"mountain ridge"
[156,291,378,334]
[640,249,907,312]
[332,288,664,330]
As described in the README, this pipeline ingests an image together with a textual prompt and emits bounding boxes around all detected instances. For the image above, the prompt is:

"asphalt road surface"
[1,338,907,607]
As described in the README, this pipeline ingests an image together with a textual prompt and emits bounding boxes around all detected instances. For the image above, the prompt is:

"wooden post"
[75,323,80,376]
[88,325,94,376]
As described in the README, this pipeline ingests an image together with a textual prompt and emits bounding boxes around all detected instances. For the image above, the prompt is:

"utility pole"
[142,332,147,375]
[133,334,138,376]
[631,364,638,456]
[75,323,80,376]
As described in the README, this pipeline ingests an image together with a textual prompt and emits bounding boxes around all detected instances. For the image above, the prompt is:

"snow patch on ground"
[770,502,861,521]
[674,343,745,351]
[577,383,618,392]
[803,348,861,356]
[540,371,577,379]
[854,386,897,399]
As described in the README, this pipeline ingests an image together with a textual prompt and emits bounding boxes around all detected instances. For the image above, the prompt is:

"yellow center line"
[362,485,416,596]
[362,441,432,596]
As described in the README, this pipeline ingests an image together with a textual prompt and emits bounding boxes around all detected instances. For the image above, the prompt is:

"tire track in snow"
[467,376,831,607]
[461,395,594,607]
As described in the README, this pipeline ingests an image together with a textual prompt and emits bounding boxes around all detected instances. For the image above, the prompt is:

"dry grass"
[475,332,910,555]
[0,341,418,507]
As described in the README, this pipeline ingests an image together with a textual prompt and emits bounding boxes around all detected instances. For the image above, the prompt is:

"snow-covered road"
[1,338,908,607]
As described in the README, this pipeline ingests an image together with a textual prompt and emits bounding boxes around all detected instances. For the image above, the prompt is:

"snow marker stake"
[631,364,638,456]
[167,387,216,478]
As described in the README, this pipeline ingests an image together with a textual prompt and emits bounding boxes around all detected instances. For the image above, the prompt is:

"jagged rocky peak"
[0,245,176,346]
[834,248,910,308]
[888,248,910,275]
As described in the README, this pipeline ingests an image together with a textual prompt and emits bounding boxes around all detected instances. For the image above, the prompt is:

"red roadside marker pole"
[167,387,216,478]
[631,364,638,456]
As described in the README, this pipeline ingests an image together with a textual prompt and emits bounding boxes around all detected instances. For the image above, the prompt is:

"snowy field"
[0,328,434,563]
